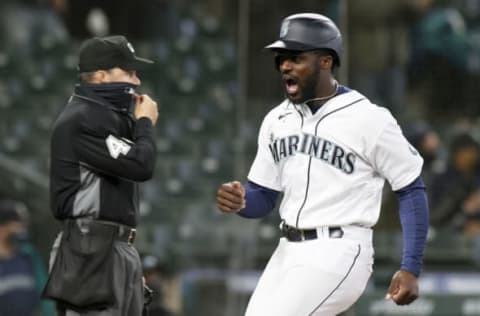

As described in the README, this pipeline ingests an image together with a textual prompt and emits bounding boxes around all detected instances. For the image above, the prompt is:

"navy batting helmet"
[266,13,343,66]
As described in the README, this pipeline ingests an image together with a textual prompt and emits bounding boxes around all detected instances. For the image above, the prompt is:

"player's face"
[275,50,321,104]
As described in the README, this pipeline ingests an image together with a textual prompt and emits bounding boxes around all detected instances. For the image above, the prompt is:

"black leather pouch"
[43,220,117,310]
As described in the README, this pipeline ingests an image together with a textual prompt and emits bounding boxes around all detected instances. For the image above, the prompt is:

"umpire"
[43,35,158,316]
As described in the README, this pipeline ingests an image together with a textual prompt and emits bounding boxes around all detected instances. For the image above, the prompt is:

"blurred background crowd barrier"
[1,0,480,315]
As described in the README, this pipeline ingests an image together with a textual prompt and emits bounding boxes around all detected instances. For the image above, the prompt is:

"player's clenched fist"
[134,94,159,125]
[385,270,419,305]
[216,181,246,213]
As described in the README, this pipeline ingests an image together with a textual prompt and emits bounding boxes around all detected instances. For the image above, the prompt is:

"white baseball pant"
[245,226,374,316]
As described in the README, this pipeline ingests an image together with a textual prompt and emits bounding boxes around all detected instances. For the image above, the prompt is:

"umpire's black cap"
[78,35,154,72]
[266,13,343,66]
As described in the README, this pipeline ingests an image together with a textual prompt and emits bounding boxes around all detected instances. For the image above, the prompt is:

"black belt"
[116,226,136,245]
[98,221,136,245]
[71,219,137,245]
[281,223,344,242]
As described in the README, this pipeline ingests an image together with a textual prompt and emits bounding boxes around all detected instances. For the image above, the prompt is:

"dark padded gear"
[266,13,343,66]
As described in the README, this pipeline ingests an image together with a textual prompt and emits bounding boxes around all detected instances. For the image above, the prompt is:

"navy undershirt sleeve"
[395,176,429,276]
[237,181,280,218]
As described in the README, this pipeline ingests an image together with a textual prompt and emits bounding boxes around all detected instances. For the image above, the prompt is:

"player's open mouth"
[284,78,299,95]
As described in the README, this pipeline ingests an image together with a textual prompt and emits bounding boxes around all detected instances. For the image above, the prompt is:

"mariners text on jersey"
[269,132,356,174]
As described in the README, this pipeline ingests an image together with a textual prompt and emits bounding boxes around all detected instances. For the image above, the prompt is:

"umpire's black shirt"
[50,83,156,227]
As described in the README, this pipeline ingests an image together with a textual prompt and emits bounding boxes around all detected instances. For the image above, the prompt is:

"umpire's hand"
[385,270,419,305]
[134,94,159,125]
[217,181,246,213]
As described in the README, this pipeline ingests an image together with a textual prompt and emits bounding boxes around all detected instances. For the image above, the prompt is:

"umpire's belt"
[73,219,137,245]
[117,225,136,245]
[98,221,136,245]
[280,222,344,242]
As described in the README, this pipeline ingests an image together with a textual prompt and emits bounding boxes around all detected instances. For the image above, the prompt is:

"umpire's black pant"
[49,233,144,316]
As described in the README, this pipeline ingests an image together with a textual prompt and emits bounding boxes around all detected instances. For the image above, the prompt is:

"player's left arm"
[368,117,429,305]
[386,176,429,305]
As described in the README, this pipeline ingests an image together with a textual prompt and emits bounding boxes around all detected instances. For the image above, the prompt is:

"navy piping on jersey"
[295,97,366,227]
[308,244,362,315]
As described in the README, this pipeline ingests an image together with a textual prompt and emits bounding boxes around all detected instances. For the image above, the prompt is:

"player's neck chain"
[305,81,339,105]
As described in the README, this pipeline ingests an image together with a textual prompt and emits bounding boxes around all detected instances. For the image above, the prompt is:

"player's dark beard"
[286,64,320,104]
[301,68,320,104]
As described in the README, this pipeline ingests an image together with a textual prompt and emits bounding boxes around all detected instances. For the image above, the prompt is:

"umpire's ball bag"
[42,220,117,310]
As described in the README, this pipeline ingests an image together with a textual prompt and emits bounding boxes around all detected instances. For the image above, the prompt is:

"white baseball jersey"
[248,89,423,228]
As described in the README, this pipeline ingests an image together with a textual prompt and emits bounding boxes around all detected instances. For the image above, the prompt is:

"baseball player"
[216,13,429,316]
